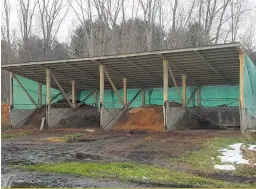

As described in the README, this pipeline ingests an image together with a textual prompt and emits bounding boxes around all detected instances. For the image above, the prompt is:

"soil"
[113,105,165,132]
[1,128,246,188]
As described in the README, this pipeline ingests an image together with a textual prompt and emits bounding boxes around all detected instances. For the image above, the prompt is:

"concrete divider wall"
[48,107,99,128]
[165,103,188,131]
[188,107,240,127]
[101,106,128,130]
[11,109,35,128]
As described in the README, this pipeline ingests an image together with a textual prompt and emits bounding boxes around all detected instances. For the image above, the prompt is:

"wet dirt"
[1,128,246,188]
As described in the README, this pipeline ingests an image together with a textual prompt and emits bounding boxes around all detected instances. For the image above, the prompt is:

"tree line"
[1,0,256,100]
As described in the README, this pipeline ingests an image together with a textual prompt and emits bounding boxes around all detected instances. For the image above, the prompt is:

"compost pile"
[113,105,165,132]
[23,99,99,129]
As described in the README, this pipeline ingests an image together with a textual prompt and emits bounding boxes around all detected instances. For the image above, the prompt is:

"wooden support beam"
[99,63,104,105]
[239,53,246,133]
[239,53,245,109]
[38,82,42,105]
[194,50,230,84]
[104,66,124,106]
[9,72,13,108]
[142,89,146,105]
[123,78,127,105]
[186,86,200,107]
[94,90,98,108]
[49,69,73,108]
[168,64,182,101]
[46,68,51,129]
[71,80,76,108]
[50,92,65,103]
[182,74,187,107]
[163,59,169,102]
[13,75,39,108]
[76,90,96,109]
[159,54,200,85]
[127,88,143,107]
[197,87,201,107]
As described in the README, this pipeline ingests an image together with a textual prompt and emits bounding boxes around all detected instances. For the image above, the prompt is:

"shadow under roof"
[1,43,243,91]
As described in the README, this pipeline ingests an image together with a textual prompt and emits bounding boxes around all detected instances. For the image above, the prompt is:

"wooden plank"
[72,79,76,108]
[104,66,124,106]
[163,59,169,102]
[13,75,39,108]
[9,72,13,108]
[49,70,73,108]
[38,82,42,105]
[123,78,127,105]
[142,89,145,105]
[182,74,187,107]
[197,87,201,106]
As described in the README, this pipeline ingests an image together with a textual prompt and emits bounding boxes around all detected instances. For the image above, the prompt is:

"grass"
[46,133,83,143]
[1,131,33,138]
[170,137,256,175]
[20,161,254,187]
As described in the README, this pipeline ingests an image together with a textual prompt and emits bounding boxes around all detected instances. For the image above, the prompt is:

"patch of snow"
[214,143,254,171]
[248,145,256,151]
[214,165,236,171]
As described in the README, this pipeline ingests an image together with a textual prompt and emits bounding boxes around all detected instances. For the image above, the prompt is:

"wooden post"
[123,78,127,105]
[239,53,245,109]
[9,72,13,109]
[142,89,145,106]
[71,79,76,108]
[182,74,187,107]
[38,82,42,105]
[163,59,169,102]
[163,59,168,130]
[239,53,245,133]
[46,68,51,129]
[197,86,201,107]
[99,63,104,128]
[99,63,104,105]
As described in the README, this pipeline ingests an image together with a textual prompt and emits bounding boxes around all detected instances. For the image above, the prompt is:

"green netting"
[77,85,238,109]
[13,75,241,110]
[244,54,256,118]
[13,75,61,109]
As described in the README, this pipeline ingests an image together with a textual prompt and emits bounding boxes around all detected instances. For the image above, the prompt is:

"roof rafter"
[159,54,201,85]
[194,50,230,84]
[123,57,162,84]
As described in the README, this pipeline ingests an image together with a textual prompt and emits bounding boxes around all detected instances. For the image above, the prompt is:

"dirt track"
[1,128,244,187]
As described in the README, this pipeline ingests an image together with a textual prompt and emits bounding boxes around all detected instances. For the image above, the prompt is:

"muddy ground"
[1,128,245,187]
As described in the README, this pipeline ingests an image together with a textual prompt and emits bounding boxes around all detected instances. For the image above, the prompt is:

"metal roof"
[1,43,243,91]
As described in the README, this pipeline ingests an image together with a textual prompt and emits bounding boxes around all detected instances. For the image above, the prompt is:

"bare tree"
[38,0,69,60]
[17,0,38,62]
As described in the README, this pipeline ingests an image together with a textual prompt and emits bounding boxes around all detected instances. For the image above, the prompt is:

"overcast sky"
[3,0,256,45]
